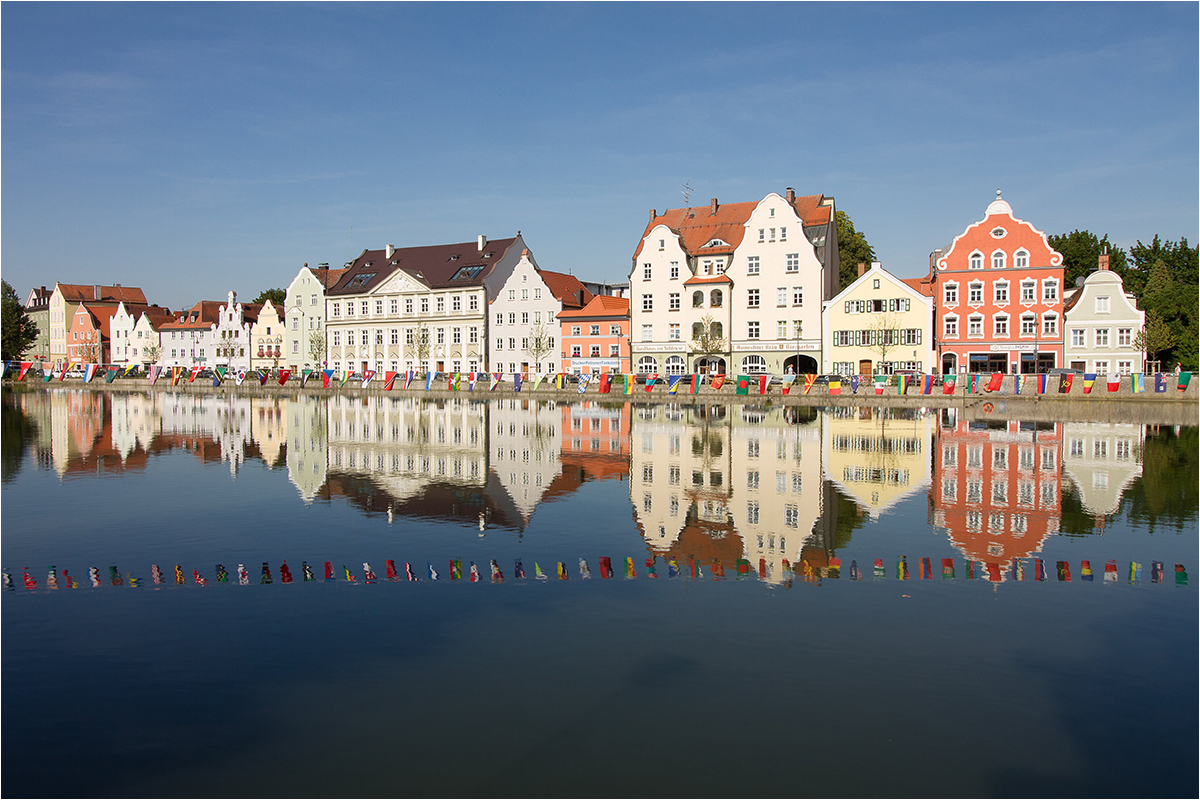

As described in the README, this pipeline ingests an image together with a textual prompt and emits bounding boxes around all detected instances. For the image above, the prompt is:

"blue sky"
[3,2,1196,310]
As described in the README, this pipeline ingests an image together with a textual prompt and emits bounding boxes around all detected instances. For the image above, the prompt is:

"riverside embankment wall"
[5,375,1197,426]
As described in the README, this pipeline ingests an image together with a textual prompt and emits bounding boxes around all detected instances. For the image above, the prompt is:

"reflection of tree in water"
[1,391,38,484]
[1119,426,1197,532]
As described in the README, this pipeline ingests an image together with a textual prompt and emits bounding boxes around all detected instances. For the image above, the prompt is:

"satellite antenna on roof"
[681,181,694,205]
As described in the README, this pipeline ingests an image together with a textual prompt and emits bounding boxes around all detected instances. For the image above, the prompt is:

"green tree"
[251,288,287,306]
[1132,247,1199,370]
[1,281,38,362]
[836,210,876,291]
[1046,230,1128,288]
[1133,309,1177,371]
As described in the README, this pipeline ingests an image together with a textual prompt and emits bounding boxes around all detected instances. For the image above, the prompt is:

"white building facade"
[1063,255,1145,375]
[284,265,346,372]
[488,251,590,375]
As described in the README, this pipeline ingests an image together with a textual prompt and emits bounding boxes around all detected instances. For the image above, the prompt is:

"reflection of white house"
[490,397,562,525]
[1060,422,1144,516]
[822,262,934,375]
[1063,253,1145,375]
[158,392,253,475]
[286,394,329,503]
[110,392,162,459]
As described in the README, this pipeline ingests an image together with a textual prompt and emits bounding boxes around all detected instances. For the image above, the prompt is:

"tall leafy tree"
[1046,230,1128,288]
[1,281,38,362]
[251,288,286,306]
[1128,241,1199,370]
[836,210,875,290]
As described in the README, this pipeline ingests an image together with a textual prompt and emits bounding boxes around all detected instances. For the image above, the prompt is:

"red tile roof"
[310,268,349,289]
[56,284,147,305]
[539,269,594,309]
[633,193,833,260]
[682,275,733,286]
[557,294,629,319]
[902,277,932,297]
[160,301,224,330]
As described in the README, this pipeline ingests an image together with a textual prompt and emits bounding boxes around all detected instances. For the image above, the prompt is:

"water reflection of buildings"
[930,409,1063,578]
[1060,423,1144,518]
[823,406,932,519]
[628,402,835,583]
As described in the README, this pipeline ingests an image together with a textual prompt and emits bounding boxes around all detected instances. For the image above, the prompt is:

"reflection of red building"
[930,412,1062,580]
[559,401,630,481]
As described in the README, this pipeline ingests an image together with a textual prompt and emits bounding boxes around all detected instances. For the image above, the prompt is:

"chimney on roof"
[649,209,656,222]
[1098,250,1110,271]
[710,198,718,215]
[579,289,585,306]
[385,244,395,258]
[94,285,102,301]
[786,187,795,203]
[521,249,528,258]
[858,262,866,278]
[477,235,487,252]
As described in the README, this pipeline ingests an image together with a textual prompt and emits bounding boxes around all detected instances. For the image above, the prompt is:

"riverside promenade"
[5,372,1197,426]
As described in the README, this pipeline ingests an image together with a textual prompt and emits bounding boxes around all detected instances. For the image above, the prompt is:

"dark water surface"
[3,388,1196,797]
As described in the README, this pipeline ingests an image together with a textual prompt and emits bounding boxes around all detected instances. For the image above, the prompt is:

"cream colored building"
[249,300,284,372]
[1060,422,1144,517]
[489,397,563,527]
[822,262,934,375]
[821,406,932,518]
[286,394,329,503]
[284,265,346,372]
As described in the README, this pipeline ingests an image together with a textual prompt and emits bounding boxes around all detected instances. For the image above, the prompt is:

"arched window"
[1014,249,1029,269]
[692,322,704,340]
[665,356,686,375]
[710,321,723,339]
[741,355,768,374]
[692,291,704,308]
[636,356,658,374]
[710,289,723,307]
[969,252,984,270]
[992,250,1006,269]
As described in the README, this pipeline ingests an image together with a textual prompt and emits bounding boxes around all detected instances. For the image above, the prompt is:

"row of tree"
[837,214,1199,371]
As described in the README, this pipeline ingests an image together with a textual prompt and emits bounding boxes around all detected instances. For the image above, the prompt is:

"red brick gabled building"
[925,192,1065,375]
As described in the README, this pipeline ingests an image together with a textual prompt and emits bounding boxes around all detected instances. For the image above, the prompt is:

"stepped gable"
[328,238,520,295]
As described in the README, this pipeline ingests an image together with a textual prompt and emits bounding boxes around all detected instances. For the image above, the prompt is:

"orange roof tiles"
[682,275,733,286]
[539,269,594,309]
[558,294,629,319]
[56,284,147,305]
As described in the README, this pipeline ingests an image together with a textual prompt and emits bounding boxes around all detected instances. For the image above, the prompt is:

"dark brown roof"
[328,238,520,297]
[160,301,224,331]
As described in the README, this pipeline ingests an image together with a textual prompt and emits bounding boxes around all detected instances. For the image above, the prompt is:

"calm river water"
[2,388,1196,797]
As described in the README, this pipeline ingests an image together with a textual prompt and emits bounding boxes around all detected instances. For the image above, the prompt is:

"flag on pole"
[803,373,817,394]
[828,376,842,395]
[259,370,270,386]
[1154,373,1166,393]
[105,368,118,383]
[1178,372,1192,392]
[942,376,956,395]
[490,372,503,391]
[426,371,436,391]
[185,365,200,383]
[624,374,636,394]
[148,365,161,384]
[667,375,684,394]
[576,373,590,393]
[83,364,98,383]
[710,375,726,390]
[213,366,226,385]
[467,372,478,391]
[735,375,751,395]
[781,375,797,394]
[689,373,701,394]
[322,369,334,388]
[1036,374,1047,394]
[758,375,770,395]
[984,372,1002,392]
[896,375,909,395]
[531,374,544,392]
[403,370,415,390]
[383,371,397,390]
[171,367,183,385]
[123,363,139,377]
[1083,373,1096,393]
[18,362,33,380]
[555,373,566,390]
[1013,374,1025,394]
[1131,373,1145,393]
[361,369,375,387]
[235,368,247,386]
[340,370,351,388]
[278,369,291,385]
[599,373,612,393]
[1106,374,1120,392]
[849,375,860,394]
[1059,373,1073,393]
[644,374,657,392]
[922,375,933,394]
[513,373,523,392]
[447,372,457,391]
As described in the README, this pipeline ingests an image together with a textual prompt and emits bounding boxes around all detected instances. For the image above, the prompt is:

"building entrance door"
[859,359,873,375]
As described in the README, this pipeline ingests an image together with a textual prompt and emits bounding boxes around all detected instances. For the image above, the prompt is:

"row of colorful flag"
[7,557,1188,590]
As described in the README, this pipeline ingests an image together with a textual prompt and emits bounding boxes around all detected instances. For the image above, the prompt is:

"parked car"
[1047,367,1083,376]
[812,374,847,386]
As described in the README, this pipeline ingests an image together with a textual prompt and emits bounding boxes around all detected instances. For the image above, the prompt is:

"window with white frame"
[1116,360,1131,374]
[944,282,958,306]
[968,314,983,337]
[792,287,803,306]
[1020,314,1037,336]
[669,293,680,311]
[642,295,653,312]
[747,321,760,339]
[669,323,680,340]
[1094,359,1109,374]
[1118,327,1132,346]
[994,315,1009,337]
[1095,328,1109,347]
[994,281,1009,304]
[1042,314,1057,336]
[944,315,959,338]
[643,263,651,280]
[1095,296,1110,313]
[1072,329,1085,347]
[776,321,788,339]
[758,229,765,242]
[1043,280,1058,303]
[1021,281,1036,303]
[641,324,653,341]
[747,289,760,308]
[670,261,679,279]
[779,227,787,241]
[992,251,1006,269]
[968,281,984,305]
[746,256,760,275]
[1015,249,1029,269]
[969,252,984,270]
[786,254,799,272]
[776,288,787,307]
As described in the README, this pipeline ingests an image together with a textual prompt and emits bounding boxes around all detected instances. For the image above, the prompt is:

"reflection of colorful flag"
[261,562,273,584]
[385,560,398,581]
[1104,560,1118,582]
[941,558,955,579]
[490,559,503,583]
[342,565,356,582]
[534,562,546,580]
[469,561,482,582]
[873,558,885,579]
[828,557,842,579]
[710,375,726,390]
[173,564,184,585]
[1128,561,1141,583]
[193,570,207,586]
[965,560,976,580]
[557,562,569,580]
[405,563,417,581]
[323,562,333,582]
[1034,558,1047,581]
[670,559,683,578]
[985,563,1002,582]
[301,562,314,582]
[216,564,228,583]
[428,562,439,581]
[1151,561,1164,584]
[240,564,251,585]
[897,556,909,580]
[578,559,591,579]
[1010,559,1024,581]
[281,562,294,583]
[1080,560,1094,581]
[645,558,657,578]
[625,557,636,579]
[23,569,38,590]
[735,375,751,395]
[598,557,613,579]
[1056,561,1071,581]
[450,559,462,581]
[919,557,931,579]
[849,560,862,580]
[514,559,525,579]
[1175,563,1188,586]
[711,559,726,580]
[152,565,164,584]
